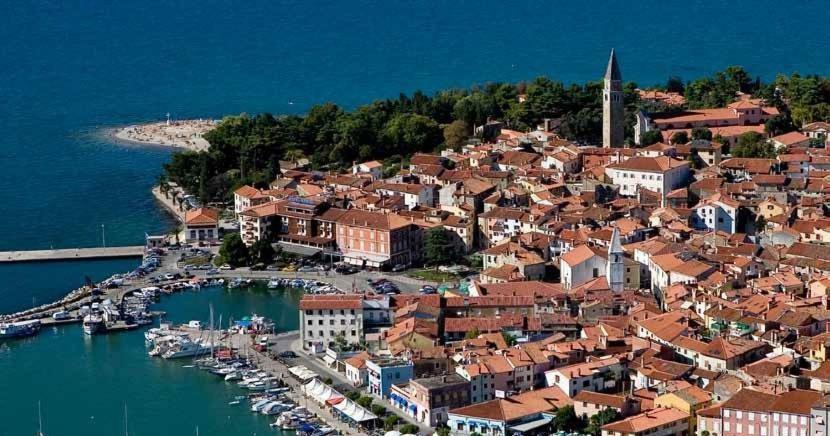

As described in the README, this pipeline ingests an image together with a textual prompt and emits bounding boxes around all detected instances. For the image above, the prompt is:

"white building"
[560,245,606,290]
[544,357,624,397]
[352,160,383,180]
[692,194,740,234]
[299,295,364,353]
[604,156,690,197]
[375,183,435,209]
[234,185,269,215]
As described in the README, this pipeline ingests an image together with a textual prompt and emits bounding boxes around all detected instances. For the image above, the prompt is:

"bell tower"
[606,226,624,293]
[603,49,624,148]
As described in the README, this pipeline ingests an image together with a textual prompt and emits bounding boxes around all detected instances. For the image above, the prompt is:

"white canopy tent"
[303,378,344,404]
[333,398,378,422]
[288,365,318,381]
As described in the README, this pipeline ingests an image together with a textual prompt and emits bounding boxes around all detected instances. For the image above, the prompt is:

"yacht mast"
[37,401,44,436]
[124,403,129,436]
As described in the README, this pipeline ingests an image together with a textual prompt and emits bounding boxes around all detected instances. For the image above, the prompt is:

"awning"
[326,397,345,406]
[323,355,337,365]
[303,378,344,405]
[289,365,318,380]
[508,416,553,433]
[333,398,378,422]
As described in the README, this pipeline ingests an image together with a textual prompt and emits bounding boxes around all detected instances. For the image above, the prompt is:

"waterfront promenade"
[0,246,145,263]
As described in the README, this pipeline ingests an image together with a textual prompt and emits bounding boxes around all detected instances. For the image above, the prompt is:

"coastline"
[111,119,216,152]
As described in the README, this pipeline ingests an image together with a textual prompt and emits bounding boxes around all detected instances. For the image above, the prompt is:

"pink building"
[716,388,820,436]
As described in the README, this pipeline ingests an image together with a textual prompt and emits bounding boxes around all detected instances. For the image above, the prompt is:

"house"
[654,385,712,434]
[803,122,830,145]
[560,245,606,290]
[183,207,220,244]
[771,131,811,150]
[299,294,364,353]
[234,185,270,215]
[544,357,624,397]
[574,391,640,420]
[344,352,371,387]
[366,358,414,398]
[605,156,691,197]
[692,193,740,234]
[601,407,690,436]
[352,160,383,180]
[390,374,471,427]
[375,183,436,209]
[447,386,570,436]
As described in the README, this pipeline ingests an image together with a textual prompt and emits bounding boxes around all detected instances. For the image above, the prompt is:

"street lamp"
[101,224,106,247]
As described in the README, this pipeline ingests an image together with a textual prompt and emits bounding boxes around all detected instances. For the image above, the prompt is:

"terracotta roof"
[184,207,219,225]
[299,294,363,310]
[336,209,412,230]
[608,156,689,173]
[449,386,570,422]
[602,407,688,433]
[573,391,627,409]
[560,245,599,267]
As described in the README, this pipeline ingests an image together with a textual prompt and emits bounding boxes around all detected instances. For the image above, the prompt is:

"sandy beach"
[113,119,216,151]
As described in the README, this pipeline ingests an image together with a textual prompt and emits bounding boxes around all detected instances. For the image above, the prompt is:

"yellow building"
[653,385,712,434]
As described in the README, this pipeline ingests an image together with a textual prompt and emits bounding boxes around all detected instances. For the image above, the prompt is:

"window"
[725,410,731,418]
[725,422,731,431]
[738,424,743,433]
[738,411,743,419]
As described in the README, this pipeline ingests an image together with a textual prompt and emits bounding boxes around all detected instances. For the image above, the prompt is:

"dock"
[0,246,145,263]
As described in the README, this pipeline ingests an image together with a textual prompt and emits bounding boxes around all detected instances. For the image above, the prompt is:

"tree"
[639,130,663,146]
[323,377,333,385]
[464,327,481,340]
[443,120,469,150]
[691,127,713,141]
[371,404,387,416]
[356,396,374,408]
[345,391,361,401]
[249,239,276,266]
[381,113,442,156]
[399,424,419,435]
[585,408,622,435]
[219,233,249,267]
[553,405,583,432]
[670,131,688,144]
[756,214,768,233]
[733,132,775,158]
[666,76,685,94]
[424,227,455,266]
[435,427,451,436]
[384,415,399,430]
[502,331,517,346]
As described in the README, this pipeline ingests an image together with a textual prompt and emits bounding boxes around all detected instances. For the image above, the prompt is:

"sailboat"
[36,401,44,436]
[124,403,129,436]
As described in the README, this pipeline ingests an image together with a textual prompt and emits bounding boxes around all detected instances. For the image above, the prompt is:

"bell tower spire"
[603,49,624,148]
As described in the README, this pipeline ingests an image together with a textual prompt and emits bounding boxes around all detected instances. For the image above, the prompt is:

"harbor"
[0,246,425,434]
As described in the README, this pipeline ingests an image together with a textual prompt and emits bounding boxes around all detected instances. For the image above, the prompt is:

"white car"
[219,264,233,270]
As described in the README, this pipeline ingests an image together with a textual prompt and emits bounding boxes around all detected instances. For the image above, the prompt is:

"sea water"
[1,0,829,433]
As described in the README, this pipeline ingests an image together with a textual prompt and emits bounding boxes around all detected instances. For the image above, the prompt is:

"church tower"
[606,226,624,293]
[603,49,624,148]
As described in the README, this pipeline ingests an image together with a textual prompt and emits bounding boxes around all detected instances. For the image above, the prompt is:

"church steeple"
[605,48,622,82]
[603,49,624,148]
[606,226,624,293]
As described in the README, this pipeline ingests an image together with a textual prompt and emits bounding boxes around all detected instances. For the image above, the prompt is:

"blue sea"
[0,0,828,434]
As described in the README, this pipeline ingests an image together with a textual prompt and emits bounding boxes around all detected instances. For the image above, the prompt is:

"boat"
[0,320,41,339]
[51,310,71,321]
[224,371,242,381]
[227,278,245,289]
[228,400,241,406]
[82,313,104,335]
[161,338,209,359]
[250,398,272,413]
[267,278,282,289]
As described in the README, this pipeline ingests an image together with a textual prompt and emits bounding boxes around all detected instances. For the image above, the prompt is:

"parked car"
[420,285,436,294]
[206,268,220,275]
[163,273,175,280]
[278,351,298,359]
[219,264,234,270]
[298,266,316,273]
[282,264,298,272]
[391,263,407,272]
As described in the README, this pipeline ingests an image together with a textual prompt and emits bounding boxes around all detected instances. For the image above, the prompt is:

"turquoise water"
[1,0,829,433]
[0,284,303,436]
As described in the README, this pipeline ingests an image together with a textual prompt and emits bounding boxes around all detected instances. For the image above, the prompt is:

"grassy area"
[407,269,459,283]
[181,255,212,266]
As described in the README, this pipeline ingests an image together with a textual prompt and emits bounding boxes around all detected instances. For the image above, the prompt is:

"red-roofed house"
[184,207,220,244]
